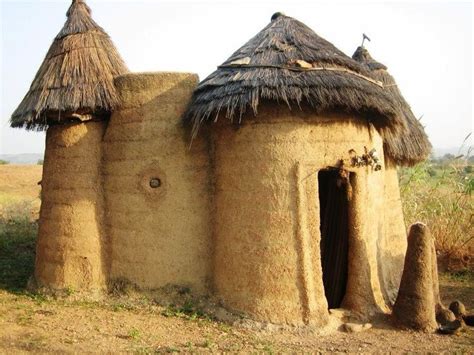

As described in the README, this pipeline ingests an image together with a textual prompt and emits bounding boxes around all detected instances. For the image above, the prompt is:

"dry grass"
[0,165,42,220]
[399,157,473,269]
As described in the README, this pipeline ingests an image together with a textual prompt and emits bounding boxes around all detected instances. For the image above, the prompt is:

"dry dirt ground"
[0,165,473,353]
[0,279,473,353]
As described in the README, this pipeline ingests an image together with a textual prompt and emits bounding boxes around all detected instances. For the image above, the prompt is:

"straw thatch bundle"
[353,46,431,166]
[10,0,128,130]
[184,13,402,137]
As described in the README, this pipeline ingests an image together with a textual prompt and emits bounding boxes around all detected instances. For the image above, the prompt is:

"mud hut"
[12,4,431,328]
[352,46,431,166]
[185,13,416,325]
[11,0,128,292]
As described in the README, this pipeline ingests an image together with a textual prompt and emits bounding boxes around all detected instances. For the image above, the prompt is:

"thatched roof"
[352,46,431,166]
[10,0,128,130]
[184,13,403,137]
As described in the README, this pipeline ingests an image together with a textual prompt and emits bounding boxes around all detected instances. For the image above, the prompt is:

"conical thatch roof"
[352,46,431,166]
[184,13,403,137]
[11,0,128,130]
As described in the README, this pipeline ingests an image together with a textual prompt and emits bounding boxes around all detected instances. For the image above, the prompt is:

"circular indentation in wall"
[149,178,161,188]
[139,162,167,200]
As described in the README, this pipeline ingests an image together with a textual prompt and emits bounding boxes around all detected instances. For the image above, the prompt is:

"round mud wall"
[103,72,212,293]
[377,163,407,305]
[211,105,395,326]
[36,121,107,292]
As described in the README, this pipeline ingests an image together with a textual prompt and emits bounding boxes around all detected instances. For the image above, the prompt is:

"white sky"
[0,0,472,155]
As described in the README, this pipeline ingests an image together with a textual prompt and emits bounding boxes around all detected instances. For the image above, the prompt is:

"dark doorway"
[318,169,351,309]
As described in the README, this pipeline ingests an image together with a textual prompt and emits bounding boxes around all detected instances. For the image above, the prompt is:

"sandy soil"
[0,275,472,353]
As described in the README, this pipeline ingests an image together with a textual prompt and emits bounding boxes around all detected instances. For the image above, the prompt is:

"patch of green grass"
[161,300,210,321]
[261,343,275,354]
[16,309,34,325]
[128,327,141,340]
[0,201,37,292]
[111,302,136,312]
[68,299,102,309]
[16,334,47,351]
[202,336,214,348]
[128,345,154,354]
[155,346,181,353]
[218,322,233,333]
[443,270,473,283]
[67,286,76,296]
[25,292,49,305]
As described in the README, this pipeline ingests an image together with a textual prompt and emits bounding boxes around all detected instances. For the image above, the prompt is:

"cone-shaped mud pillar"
[35,121,107,293]
[392,223,437,331]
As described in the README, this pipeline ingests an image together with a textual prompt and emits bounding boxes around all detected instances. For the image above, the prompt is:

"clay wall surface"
[342,159,390,317]
[210,105,404,325]
[36,121,107,292]
[377,164,407,305]
[103,72,212,293]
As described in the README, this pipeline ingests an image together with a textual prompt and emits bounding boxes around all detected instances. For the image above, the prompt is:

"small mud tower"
[10,0,128,292]
[352,46,432,304]
[185,13,410,326]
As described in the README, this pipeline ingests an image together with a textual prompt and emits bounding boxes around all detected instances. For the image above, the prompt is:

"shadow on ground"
[0,216,37,292]
[440,271,474,310]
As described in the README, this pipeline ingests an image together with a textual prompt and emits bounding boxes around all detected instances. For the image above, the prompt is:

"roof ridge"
[185,14,402,140]
[218,63,384,87]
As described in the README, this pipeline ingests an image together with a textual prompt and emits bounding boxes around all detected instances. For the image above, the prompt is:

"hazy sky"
[0,0,472,155]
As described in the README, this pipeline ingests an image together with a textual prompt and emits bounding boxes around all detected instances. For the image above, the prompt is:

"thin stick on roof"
[352,46,432,166]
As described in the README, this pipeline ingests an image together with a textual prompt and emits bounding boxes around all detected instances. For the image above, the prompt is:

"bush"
[0,159,9,165]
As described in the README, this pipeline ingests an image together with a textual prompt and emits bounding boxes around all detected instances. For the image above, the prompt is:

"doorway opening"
[318,169,352,309]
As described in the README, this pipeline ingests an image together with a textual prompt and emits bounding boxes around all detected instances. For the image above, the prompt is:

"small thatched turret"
[21,0,128,294]
[10,0,128,129]
[352,46,431,166]
[185,13,402,137]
